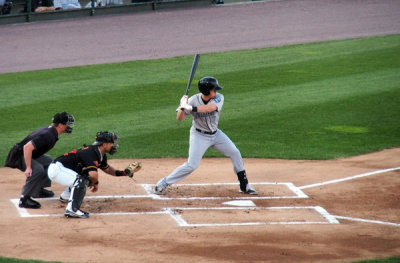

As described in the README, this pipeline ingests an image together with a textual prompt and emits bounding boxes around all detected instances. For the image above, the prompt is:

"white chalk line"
[333,215,400,227]
[299,166,400,190]
[11,181,309,219]
[9,199,169,218]
[10,198,338,226]
[141,182,309,200]
[165,206,339,227]
[10,197,400,227]
[33,194,152,201]
[10,178,399,227]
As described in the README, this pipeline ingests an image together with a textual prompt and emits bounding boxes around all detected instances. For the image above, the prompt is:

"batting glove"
[180,95,188,106]
[180,103,193,112]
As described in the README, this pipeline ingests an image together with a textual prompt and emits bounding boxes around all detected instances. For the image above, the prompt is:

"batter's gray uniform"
[156,93,245,189]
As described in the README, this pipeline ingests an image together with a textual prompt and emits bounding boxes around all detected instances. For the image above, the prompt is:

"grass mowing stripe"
[2,45,398,133]
[221,46,400,95]
[1,35,399,108]
[240,89,400,159]
[222,68,400,122]
[0,35,399,163]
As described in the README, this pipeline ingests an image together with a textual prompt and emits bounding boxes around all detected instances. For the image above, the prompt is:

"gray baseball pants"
[21,154,53,198]
[157,127,244,189]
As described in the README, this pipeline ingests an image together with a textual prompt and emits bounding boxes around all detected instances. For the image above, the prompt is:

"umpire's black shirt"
[19,126,59,158]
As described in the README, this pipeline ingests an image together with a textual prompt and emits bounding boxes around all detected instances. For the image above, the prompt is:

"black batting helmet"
[198,77,223,95]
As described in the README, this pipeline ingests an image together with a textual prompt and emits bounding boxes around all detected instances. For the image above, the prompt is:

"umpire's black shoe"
[39,188,54,198]
[19,197,41,209]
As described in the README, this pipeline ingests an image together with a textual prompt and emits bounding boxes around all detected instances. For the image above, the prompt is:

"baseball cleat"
[153,186,166,195]
[239,184,258,195]
[65,208,89,218]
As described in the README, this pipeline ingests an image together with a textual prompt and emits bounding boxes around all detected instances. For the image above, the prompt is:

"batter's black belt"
[196,128,217,135]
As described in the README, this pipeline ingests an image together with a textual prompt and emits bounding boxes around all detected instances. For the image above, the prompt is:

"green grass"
[1,35,399,164]
[0,257,61,263]
[354,256,400,263]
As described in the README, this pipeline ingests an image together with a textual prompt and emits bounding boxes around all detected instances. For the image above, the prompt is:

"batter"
[154,76,257,195]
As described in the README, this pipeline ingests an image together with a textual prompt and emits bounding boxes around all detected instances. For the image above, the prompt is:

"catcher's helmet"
[198,77,223,96]
[93,131,119,155]
[52,112,75,133]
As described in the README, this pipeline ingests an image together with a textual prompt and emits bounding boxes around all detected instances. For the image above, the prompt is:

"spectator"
[0,0,12,15]
[53,0,81,10]
[23,0,55,12]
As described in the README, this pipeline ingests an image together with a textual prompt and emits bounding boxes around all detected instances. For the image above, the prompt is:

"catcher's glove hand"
[124,162,142,178]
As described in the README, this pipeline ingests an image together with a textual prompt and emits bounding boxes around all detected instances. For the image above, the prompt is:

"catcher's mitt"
[124,162,142,178]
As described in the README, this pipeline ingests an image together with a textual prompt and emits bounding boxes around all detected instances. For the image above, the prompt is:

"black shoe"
[19,197,41,209]
[39,188,54,198]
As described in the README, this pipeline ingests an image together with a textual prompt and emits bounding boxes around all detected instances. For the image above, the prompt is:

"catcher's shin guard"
[68,175,90,212]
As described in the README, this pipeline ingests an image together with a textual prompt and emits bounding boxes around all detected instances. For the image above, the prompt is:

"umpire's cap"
[93,131,118,146]
[198,77,223,95]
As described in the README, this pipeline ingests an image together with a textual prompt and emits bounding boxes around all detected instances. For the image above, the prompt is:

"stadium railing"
[0,0,214,25]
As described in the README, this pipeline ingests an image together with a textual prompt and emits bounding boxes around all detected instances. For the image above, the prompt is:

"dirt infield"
[0,148,399,263]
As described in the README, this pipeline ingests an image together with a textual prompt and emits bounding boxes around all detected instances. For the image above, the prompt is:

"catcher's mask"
[198,76,223,96]
[93,131,119,155]
[52,112,75,134]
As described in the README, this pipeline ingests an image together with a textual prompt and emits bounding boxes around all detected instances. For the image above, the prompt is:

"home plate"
[222,200,256,207]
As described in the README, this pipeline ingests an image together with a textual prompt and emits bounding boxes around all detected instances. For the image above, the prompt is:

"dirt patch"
[0,148,399,262]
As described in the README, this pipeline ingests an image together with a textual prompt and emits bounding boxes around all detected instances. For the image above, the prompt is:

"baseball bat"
[184,54,200,96]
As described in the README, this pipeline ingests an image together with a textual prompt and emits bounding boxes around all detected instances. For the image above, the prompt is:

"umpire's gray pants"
[21,154,53,198]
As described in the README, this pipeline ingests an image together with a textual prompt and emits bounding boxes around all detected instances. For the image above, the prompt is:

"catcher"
[47,131,141,218]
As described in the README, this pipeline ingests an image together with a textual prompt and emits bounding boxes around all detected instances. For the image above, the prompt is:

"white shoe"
[239,184,258,195]
[65,208,89,218]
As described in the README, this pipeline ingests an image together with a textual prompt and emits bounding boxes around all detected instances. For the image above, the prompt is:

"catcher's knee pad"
[70,175,90,212]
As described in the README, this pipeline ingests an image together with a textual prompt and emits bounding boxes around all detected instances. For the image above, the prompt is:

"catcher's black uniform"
[55,145,109,175]
[58,145,110,218]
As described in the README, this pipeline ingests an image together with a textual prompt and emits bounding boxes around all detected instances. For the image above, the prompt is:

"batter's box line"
[299,166,400,190]
[141,182,308,200]
[9,198,169,218]
[164,206,340,227]
[332,215,400,227]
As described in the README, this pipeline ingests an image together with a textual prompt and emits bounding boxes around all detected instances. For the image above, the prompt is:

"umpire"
[5,112,75,209]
